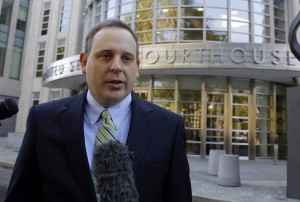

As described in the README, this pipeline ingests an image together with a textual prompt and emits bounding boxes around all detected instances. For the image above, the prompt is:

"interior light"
[163,8,169,13]
[197,7,204,12]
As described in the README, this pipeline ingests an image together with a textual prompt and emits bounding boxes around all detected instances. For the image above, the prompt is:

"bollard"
[217,154,240,187]
[273,144,278,165]
[207,150,225,176]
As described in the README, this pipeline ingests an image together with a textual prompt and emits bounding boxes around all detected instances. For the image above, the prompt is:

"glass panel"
[120,3,132,14]
[254,25,270,36]
[135,77,150,88]
[136,21,152,31]
[253,2,269,14]
[153,78,175,88]
[232,145,248,156]
[206,130,223,142]
[274,19,285,29]
[153,89,174,100]
[232,131,248,143]
[179,102,201,115]
[181,19,203,28]
[181,0,203,5]
[231,79,251,91]
[136,0,153,9]
[205,77,227,90]
[274,8,284,19]
[233,106,248,117]
[256,132,271,145]
[232,118,248,130]
[256,107,270,119]
[156,19,177,29]
[231,0,249,10]
[136,10,153,20]
[186,129,201,141]
[179,90,201,101]
[254,13,270,25]
[206,8,227,19]
[181,7,204,17]
[233,95,248,104]
[186,143,200,155]
[136,32,152,43]
[231,33,250,43]
[157,8,178,18]
[206,0,227,7]
[156,30,177,41]
[206,117,224,128]
[231,21,249,33]
[206,31,228,41]
[206,19,227,31]
[256,119,270,131]
[232,10,249,22]
[256,81,270,94]
[183,115,201,128]
[256,94,270,106]
[152,101,175,111]
[180,30,203,40]
[157,0,178,6]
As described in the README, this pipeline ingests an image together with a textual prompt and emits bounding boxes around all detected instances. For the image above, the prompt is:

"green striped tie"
[92,109,117,192]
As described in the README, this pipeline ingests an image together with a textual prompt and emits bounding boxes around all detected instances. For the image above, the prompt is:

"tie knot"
[101,109,111,120]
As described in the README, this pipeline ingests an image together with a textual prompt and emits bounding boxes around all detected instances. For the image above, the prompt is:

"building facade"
[0,0,30,136]
[14,0,85,135]
[16,0,300,160]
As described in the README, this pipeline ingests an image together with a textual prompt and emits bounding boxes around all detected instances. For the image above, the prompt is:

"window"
[95,0,103,23]
[36,42,46,77]
[56,39,65,60]
[32,92,40,105]
[41,2,51,35]
[9,47,22,79]
[59,0,70,32]
[50,90,61,101]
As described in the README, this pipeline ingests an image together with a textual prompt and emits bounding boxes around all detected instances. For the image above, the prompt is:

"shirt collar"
[85,90,132,127]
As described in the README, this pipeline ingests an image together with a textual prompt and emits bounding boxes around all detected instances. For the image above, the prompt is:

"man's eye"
[123,56,133,62]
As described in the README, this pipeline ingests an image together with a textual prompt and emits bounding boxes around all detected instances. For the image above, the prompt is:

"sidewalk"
[0,137,299,202]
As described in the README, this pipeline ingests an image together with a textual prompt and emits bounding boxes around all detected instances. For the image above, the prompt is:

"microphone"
[93,140,139,202]
[0,98,19,120]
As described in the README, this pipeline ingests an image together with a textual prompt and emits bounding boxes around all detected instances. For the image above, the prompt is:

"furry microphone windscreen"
[93,140,139,202]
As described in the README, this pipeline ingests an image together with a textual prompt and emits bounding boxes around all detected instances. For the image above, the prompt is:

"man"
[5,19,192,202]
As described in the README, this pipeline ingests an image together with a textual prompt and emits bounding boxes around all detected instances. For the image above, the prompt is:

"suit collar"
[61,91,97,202]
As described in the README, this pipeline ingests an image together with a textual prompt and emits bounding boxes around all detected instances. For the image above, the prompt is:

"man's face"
[80,27,140,107]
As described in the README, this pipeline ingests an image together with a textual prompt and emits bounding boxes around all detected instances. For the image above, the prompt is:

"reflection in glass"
[186,129,200,141]
[136,10,153,20]
[231,21,249,33]
[232,118,248,130]
[136,0,153,9]
[206,0,227,7]
[206,31,228,41]
[180,19,203,28]
[254,13,270,25]
[206,130,223,142]
[153,89,174,100]
[186,143,200,155]
[232,145,248,156]
[206,19,227,30]
[157,8,178,18]
[183,115,201,128]
[181,0,203,5]
[156,30,177,41]
[206,8,227,19]
[254,25,270,36]
[157,0,178,6]
[232,131,248,143]
[181,8,203,17]
[256,94,270,106]
[136,32,152,43]
[206,117,224,129]
[231,0,249,10]
[156,19,177,29]
[233,106,248,117]
[136,21,152,31]
[231,33,250,43]
[180,30,203,40]
[253,2,269,14]
[153,101,175,111]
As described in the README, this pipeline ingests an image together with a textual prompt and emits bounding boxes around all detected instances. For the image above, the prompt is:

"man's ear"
[80,52,87,74]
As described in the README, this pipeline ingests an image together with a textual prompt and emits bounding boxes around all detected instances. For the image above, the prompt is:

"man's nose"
[110,58,122,73]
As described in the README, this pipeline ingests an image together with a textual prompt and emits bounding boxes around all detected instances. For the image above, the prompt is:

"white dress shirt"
[83,90,132,169]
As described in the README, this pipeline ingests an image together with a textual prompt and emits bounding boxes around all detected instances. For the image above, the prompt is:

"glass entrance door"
[205,93,225,155]
[232,94,249,157]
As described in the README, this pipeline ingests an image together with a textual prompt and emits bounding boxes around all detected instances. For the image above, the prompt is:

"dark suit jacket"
[5,91,192,202]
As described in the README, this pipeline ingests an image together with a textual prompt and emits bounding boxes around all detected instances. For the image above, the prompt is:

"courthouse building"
[14,0,300,160]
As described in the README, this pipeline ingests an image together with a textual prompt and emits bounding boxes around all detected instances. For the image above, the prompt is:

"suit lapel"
[61,92,97,202]
[126,92,154,171]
